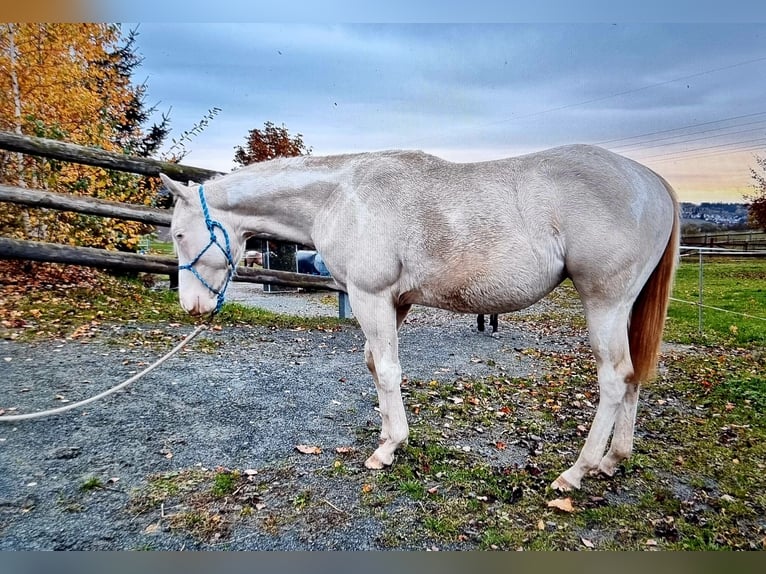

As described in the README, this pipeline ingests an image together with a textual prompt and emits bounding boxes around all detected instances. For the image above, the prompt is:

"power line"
[637,143,766,164]
[403,56,766,149]
[632,137,766,163]
[592,110,766,147]
[608,118,766,152]
[485,56,766,128]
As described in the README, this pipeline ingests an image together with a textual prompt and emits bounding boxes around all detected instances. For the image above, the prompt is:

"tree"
[747,154,766,230]
[0,24,172,251]
[233,121,311,167]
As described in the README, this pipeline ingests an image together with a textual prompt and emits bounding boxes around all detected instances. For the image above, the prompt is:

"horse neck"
[216,160,345,247]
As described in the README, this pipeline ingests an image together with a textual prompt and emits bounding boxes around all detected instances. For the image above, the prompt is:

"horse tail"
[628,177,680,384]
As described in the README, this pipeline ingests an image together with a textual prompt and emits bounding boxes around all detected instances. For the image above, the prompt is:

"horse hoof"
[597,461,617,477]
[365,449,394,470]
[551,475,577,491]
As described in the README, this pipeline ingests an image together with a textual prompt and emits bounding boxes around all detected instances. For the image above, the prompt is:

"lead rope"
[0,324,207,422]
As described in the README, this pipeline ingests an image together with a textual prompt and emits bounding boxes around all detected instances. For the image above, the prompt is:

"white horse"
[160,144,679,491]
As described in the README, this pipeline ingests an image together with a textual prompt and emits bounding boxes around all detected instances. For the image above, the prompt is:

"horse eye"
[173,232,184,241]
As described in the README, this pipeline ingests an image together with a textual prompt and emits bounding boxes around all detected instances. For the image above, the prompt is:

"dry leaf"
[144,523,160,534]
[581,537,595,548]
[547,497,574,513]
[537,519,545,531]
[296,444,322,455]
[335,446,354,454]
[361,483,373,493]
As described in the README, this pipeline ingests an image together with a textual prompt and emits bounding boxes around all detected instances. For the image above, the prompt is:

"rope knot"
[178,186,236,314]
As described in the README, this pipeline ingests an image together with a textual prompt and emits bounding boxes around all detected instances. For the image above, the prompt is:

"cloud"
[132,23,766,201]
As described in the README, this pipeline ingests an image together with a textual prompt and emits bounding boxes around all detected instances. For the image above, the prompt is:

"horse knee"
[364,344,376,373]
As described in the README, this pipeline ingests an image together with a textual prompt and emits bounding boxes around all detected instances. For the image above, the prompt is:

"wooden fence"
[0,131,340,295]
[681,229,766,251]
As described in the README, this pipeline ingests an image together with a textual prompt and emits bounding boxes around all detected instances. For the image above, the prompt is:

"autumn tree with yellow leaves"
[0,23,171,251]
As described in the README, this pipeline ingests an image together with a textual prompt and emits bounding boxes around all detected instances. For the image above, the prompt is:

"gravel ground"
[0,285,583,550]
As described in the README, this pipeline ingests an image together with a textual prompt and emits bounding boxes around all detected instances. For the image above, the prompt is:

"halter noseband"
[178,185,236,314]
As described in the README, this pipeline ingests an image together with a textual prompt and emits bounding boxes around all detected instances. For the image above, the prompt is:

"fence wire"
[674,245,766,334]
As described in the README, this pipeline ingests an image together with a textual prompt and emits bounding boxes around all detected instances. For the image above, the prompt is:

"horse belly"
[409,258,564,314]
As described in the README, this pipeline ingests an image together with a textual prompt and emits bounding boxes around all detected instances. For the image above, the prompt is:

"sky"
[130,22,766,204]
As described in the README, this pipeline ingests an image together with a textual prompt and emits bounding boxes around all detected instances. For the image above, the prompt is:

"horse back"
[315,145,674,314]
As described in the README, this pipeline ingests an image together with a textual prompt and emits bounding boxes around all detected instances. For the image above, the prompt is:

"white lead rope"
[0,324,207,423]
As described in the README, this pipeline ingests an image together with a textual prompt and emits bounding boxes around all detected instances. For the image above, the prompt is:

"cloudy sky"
[131,22,766,203]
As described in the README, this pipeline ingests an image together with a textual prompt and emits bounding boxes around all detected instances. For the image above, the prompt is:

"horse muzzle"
[180,292,218,317]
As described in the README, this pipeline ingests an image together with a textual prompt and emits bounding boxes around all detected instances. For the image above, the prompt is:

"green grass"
[0,268,348,343]
[143,239,175,256]
[5,259,766,549]
[665,257,766,346]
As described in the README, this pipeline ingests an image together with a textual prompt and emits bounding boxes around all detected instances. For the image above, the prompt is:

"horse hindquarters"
[553,200,679,490]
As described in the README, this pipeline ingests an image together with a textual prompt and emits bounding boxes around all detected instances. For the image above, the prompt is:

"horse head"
[160,173,243,316]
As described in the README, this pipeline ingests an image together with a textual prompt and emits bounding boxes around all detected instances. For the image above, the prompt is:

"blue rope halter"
[178,185,236,314]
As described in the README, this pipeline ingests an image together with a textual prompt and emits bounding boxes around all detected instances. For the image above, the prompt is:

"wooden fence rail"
[0,183,172,226]
[0,130,343,297]
[0,130,218,182]
[0,237,340,291]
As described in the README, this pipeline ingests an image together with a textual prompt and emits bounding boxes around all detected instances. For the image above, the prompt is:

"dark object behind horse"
[477,313,498,333]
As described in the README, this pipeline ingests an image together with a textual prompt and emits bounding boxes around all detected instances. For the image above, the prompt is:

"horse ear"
[159,173,191,199]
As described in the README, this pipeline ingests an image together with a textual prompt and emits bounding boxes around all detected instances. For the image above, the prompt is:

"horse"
[477,313,498,333]
[160,143,679,491]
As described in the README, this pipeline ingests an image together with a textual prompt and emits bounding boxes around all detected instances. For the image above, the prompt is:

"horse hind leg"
[598,380,640,476]
[552,304,635,490]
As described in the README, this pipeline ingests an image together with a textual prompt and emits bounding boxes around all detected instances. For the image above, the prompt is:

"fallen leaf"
[296,444,322,455]
[537,519,545,530]
[361,483,373,493]
[547,497,574,513]
[645,539,658,547]
[335,446,354,454]
[581,537,595,548]
[144,523,160,534]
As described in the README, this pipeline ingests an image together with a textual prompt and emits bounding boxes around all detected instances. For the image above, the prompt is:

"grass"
[666,257,766,346]
[358,340,766,550]
[0,263,348,344]
[4,259,766,549]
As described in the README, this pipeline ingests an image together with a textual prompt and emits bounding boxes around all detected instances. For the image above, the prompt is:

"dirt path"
[1,289,579,550]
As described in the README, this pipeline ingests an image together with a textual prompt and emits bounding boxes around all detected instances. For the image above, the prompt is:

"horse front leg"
[364,304,411,446]
[351,290,409,469]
